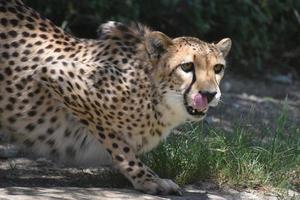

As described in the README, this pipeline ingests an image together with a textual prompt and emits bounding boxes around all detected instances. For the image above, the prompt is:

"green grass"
[142,108,300,193]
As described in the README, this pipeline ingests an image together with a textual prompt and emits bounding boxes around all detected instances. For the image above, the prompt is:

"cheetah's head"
[145,32,231,121]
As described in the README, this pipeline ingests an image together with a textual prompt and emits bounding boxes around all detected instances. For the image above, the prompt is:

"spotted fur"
[0,0,231,195]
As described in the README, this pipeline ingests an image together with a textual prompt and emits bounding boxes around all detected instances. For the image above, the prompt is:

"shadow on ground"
[0,186,216,200]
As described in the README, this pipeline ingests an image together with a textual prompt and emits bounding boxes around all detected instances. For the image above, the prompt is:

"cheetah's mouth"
[182,73,207,117]
[183,92,207,117]
[186,106,206,116]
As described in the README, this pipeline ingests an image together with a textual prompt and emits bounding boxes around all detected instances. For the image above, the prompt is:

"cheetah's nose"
[200,91,217,103]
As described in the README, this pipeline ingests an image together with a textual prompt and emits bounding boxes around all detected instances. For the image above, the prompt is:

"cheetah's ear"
[145,31,173,60]
[216,38,232,57]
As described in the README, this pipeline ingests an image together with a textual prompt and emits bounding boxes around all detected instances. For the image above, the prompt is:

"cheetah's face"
[145,33,231,121]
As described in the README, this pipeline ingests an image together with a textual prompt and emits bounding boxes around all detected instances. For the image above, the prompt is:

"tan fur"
[0,0,231,195]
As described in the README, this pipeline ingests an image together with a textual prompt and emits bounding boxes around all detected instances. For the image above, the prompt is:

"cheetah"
[0,0,231,195]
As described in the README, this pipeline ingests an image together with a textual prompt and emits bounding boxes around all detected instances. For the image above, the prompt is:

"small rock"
[83,168,94,174]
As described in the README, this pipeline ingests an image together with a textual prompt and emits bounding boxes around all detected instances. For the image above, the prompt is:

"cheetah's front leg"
[99,132,181,195]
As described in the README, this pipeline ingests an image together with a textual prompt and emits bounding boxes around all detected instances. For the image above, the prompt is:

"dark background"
[23,0,300,77]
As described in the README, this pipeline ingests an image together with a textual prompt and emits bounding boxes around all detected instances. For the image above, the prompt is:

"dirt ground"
[209,74,300,131]
[0,73,299,199]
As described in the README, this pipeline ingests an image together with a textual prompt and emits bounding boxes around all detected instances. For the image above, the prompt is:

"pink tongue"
[192,93,208,110]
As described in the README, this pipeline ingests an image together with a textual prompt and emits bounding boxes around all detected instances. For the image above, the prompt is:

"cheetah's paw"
[134,178,182,195]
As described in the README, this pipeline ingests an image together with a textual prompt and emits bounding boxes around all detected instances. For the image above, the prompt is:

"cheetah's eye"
[214,64,224,74]
[180,62,194,73]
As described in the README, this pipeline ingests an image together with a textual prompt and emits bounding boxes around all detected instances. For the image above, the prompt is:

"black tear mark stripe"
[183,67,196,107]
